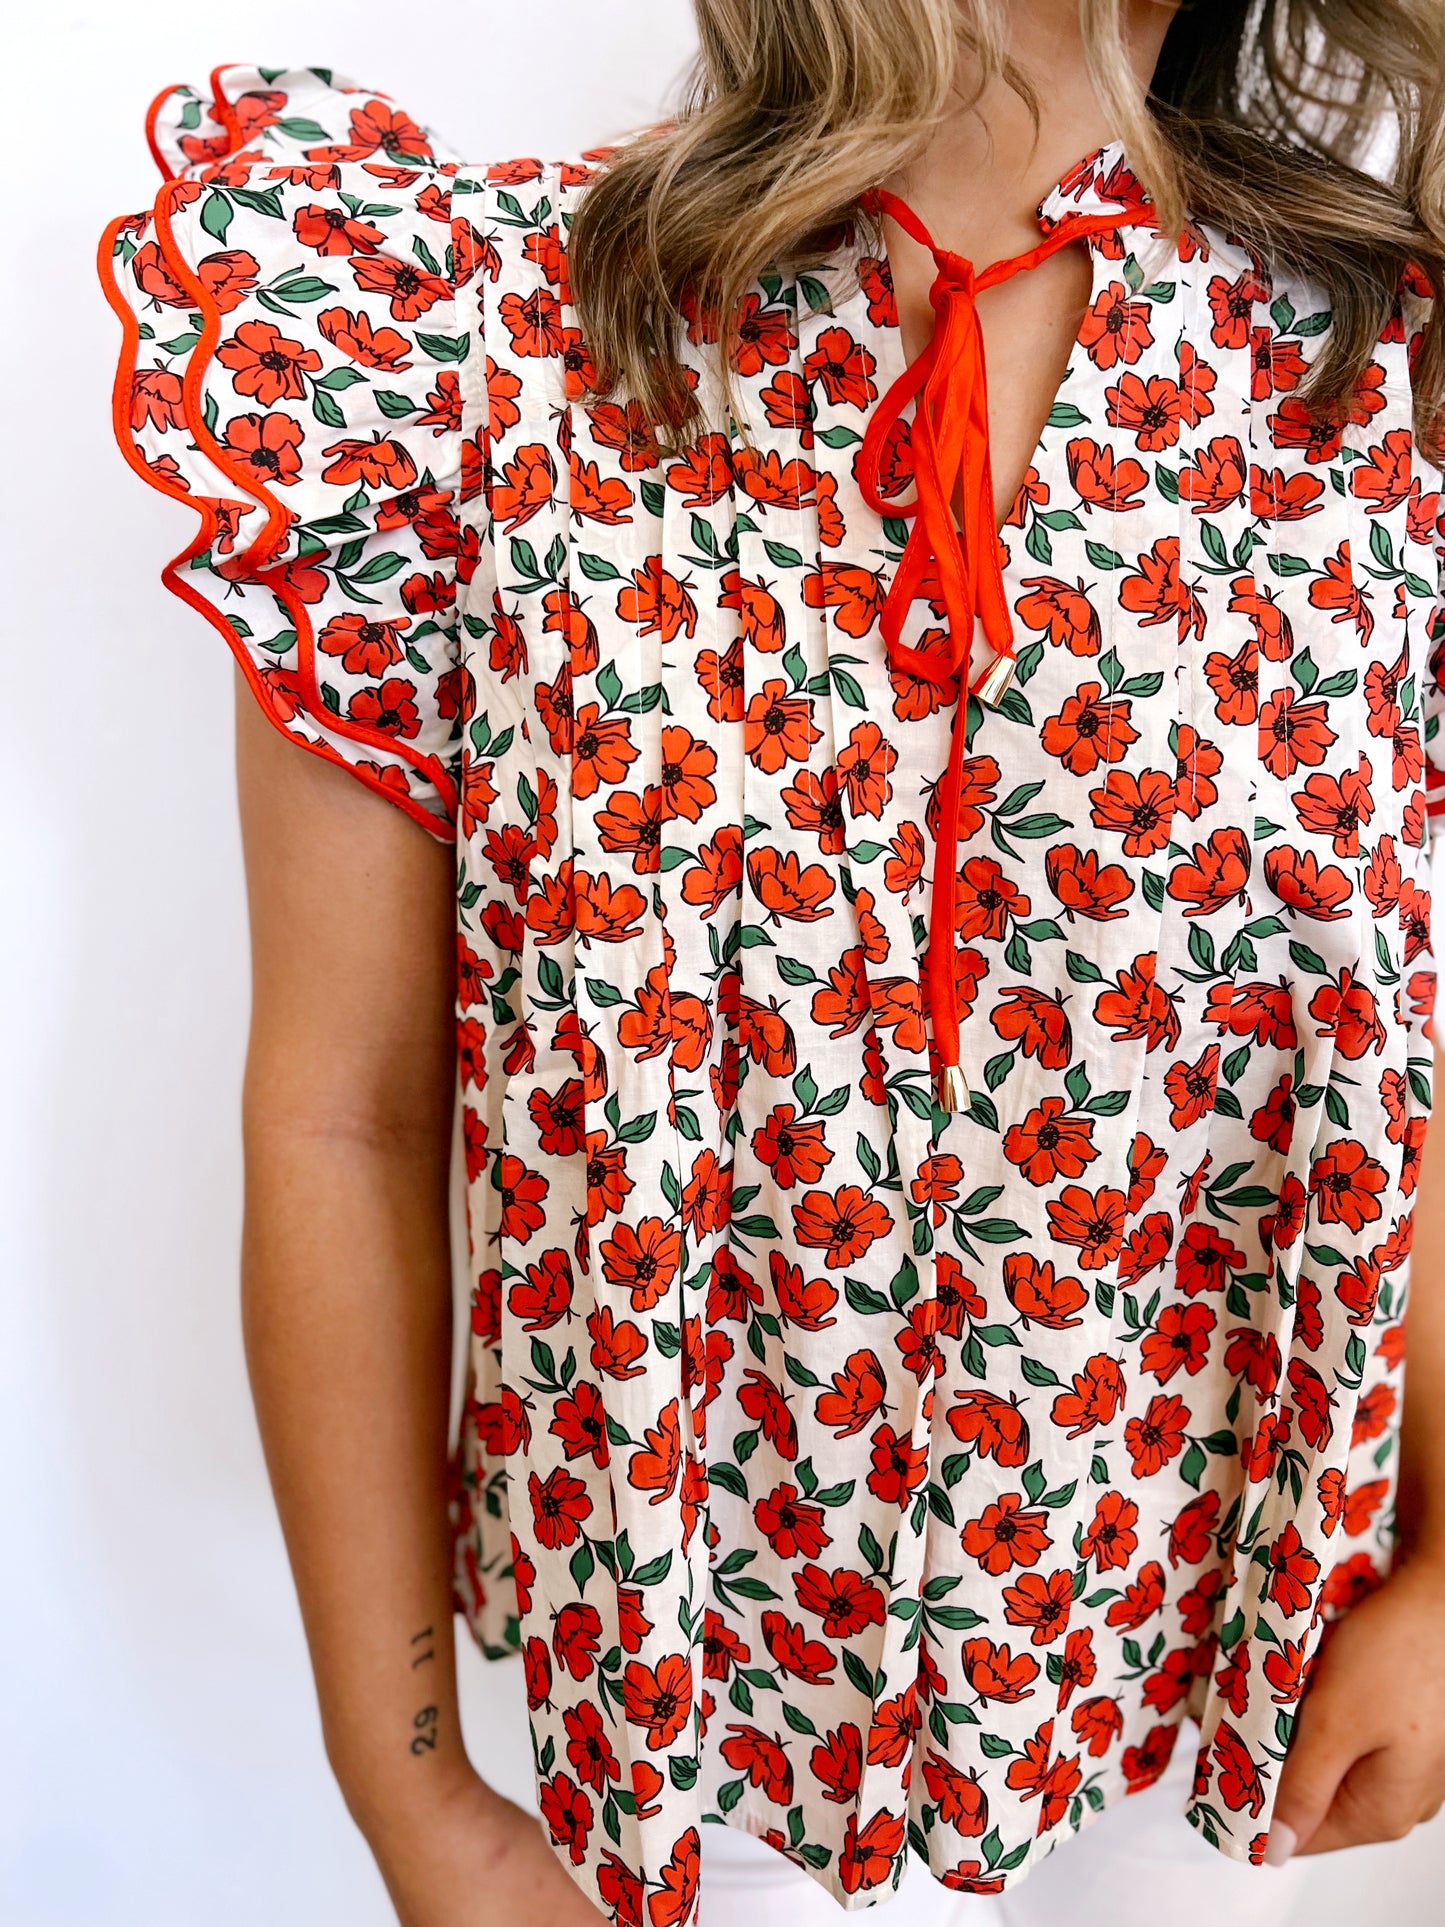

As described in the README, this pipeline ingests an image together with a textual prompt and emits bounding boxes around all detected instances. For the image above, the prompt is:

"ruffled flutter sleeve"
[100,66,472,834]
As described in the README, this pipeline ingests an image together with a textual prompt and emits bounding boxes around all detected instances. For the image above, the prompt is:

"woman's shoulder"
[99,65,539,836]
[114,66,600,411]
[1179,211,1436,428]
[142,65,456,179]
[141,63,598,223]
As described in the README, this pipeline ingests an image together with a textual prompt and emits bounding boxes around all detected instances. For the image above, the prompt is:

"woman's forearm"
[240,1111,465,1829]
[1396,1040,1445,1565]
[233,674,468,1838]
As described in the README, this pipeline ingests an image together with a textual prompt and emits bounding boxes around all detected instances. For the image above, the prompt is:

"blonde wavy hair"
[568,0,1445,456]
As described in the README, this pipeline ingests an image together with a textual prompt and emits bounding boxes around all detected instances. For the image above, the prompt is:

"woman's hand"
[366,1770,605,1927]
[1269,1549,1445,1859]
[1272,1041,1445,1862]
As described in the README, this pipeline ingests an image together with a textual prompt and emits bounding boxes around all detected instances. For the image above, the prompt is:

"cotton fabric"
[101,64,1444,1923]
[698,1722,1306,1926]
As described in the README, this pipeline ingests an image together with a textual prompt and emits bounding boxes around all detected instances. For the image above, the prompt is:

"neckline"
[1031,138,1154,233]
[852,140,1156,541]
[857,138,1152,248]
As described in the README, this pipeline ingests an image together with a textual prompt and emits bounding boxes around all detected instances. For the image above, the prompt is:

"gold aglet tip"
[938,1064,971,1113]
[973,653,1016,709]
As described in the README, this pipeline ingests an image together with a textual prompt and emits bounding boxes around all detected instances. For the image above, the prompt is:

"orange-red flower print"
[215,318,322,404]
[622,1653,693,1750]
[838,1808,908,1894]
[646,1828,700,1927]
[106,67,1441,1921]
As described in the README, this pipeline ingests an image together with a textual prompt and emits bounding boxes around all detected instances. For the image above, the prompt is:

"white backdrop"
[2,4,1441,1922]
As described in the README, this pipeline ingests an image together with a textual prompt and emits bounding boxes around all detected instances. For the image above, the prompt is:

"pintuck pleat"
[797,274,942,1873]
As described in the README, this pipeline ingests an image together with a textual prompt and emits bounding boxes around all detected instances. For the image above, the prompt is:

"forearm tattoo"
[409,1626,439,1756]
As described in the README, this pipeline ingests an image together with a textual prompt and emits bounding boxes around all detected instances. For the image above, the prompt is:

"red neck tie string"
[856,188,1133,1112]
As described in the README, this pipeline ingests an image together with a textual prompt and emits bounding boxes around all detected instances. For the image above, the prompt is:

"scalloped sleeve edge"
[98,203,458,841]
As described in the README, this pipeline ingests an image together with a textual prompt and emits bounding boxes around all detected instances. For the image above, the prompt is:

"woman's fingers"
[1292,1745,1429,1857]
[1267,1563,1445,1860]
[1267,1678,1361,1862]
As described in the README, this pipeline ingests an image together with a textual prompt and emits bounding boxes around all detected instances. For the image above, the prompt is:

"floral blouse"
[103,64,1444,1923]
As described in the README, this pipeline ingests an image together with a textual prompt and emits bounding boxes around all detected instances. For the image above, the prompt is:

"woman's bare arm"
[233,678,600,1924]
[236,678,467,1820]
[1270,1040,1445,1860]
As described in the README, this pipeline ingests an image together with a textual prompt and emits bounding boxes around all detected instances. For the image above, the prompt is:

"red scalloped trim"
[98,207,456,842]
[208,63,246,156]
[143,84,180,180]
[151,184,293,578]
[146,65,247,182]
[148,185,461,816]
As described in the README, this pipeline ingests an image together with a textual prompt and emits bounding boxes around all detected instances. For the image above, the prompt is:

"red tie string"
[856,188,1134,1110]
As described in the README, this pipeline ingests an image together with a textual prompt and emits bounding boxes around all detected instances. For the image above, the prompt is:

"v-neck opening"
[865,222,1107,547]
[849,139,1151,542]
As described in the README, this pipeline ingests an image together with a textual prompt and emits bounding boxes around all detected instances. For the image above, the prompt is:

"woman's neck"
[883,0,1178,261]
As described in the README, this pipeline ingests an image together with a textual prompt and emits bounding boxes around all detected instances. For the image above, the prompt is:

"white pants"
[698,1725,1307,1927]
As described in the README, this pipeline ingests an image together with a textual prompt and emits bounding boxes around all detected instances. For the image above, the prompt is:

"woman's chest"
[454,163,1435,963]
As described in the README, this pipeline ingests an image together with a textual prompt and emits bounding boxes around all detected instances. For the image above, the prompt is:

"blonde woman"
[101,1,1445,1921]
